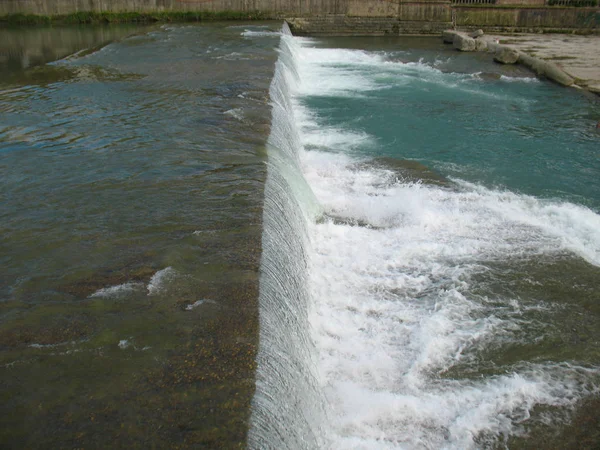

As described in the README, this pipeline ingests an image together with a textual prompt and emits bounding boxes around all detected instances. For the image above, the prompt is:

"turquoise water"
[251,29,600,449]
[305,37,600,207]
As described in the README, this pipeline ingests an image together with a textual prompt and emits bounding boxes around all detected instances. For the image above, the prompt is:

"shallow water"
[0,22,279,448]
[251,29,600,449]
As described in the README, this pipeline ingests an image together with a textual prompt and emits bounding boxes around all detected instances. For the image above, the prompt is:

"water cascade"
[250,23,600,450]
[248,23,327,450]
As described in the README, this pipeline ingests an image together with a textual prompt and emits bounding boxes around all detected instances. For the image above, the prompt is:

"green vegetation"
[0,10,273,26]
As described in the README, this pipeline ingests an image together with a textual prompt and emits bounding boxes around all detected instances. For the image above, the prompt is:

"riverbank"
[488,33,600,95]
[444,30,600,96]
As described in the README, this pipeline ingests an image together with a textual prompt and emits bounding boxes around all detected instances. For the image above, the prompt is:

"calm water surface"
[0,22,279,448]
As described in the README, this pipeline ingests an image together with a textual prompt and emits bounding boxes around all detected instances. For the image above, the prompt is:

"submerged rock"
[477,72,502,81]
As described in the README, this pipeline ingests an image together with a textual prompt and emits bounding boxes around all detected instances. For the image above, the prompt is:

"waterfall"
[248,21,600,450]
[247,22,327,450]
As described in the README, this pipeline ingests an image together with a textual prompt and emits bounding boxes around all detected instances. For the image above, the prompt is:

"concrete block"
[453,33,476,51]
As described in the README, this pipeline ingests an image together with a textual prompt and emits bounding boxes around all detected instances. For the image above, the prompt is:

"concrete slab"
[485,33,600,93]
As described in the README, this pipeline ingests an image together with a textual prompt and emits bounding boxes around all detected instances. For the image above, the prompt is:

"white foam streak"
[500,74,540,83]
[87,268,178,300]
[459,180,600,266]
[330,365,592,450]
[147,267,176,295]
[89,282,145,298]
[291,43,532,104]
[242,30,281,38]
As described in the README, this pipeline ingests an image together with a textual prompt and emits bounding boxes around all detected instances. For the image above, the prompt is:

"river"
[1,22,599,449]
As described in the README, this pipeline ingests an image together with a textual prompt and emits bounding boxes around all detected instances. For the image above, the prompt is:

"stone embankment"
[443,29,600,95]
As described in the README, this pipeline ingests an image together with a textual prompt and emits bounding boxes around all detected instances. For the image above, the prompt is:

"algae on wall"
[454,6,599,29]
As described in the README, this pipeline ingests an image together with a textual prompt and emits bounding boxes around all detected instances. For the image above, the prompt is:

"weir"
[248,23,327,450]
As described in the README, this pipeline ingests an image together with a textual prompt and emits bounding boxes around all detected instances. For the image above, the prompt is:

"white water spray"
[248,23,327,450]
[250,24,600,450]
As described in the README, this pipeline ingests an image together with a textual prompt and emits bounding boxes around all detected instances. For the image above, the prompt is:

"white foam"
[89,282,145,298]
[214,52,251,61]
[456,180,600,267]
[185,299,215,310]
[242,30,281,38]
[29,340,80,349]
[303,128,600,450]
[147,267,176,295]
[328,364,594,449]
[224,107,245,121]
[290,41,524,104]
[500,75,541,83]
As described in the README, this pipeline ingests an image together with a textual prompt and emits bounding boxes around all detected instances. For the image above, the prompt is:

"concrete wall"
[0,0,598,35]
[346,0,399,17]
[454,6,599,30]
[0,0,339,16]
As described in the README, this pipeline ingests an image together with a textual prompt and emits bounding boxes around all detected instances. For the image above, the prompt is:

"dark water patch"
[472,254,600,314]
[474,72,503,81]
[507,396,600,450]
[0,308,97,349]
[1,272,262,448]
[0,24,152,78]
[0,63,145,89]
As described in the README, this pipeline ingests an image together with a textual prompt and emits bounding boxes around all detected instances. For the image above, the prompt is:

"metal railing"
[547,0,598,6]
[452,0,497,4]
